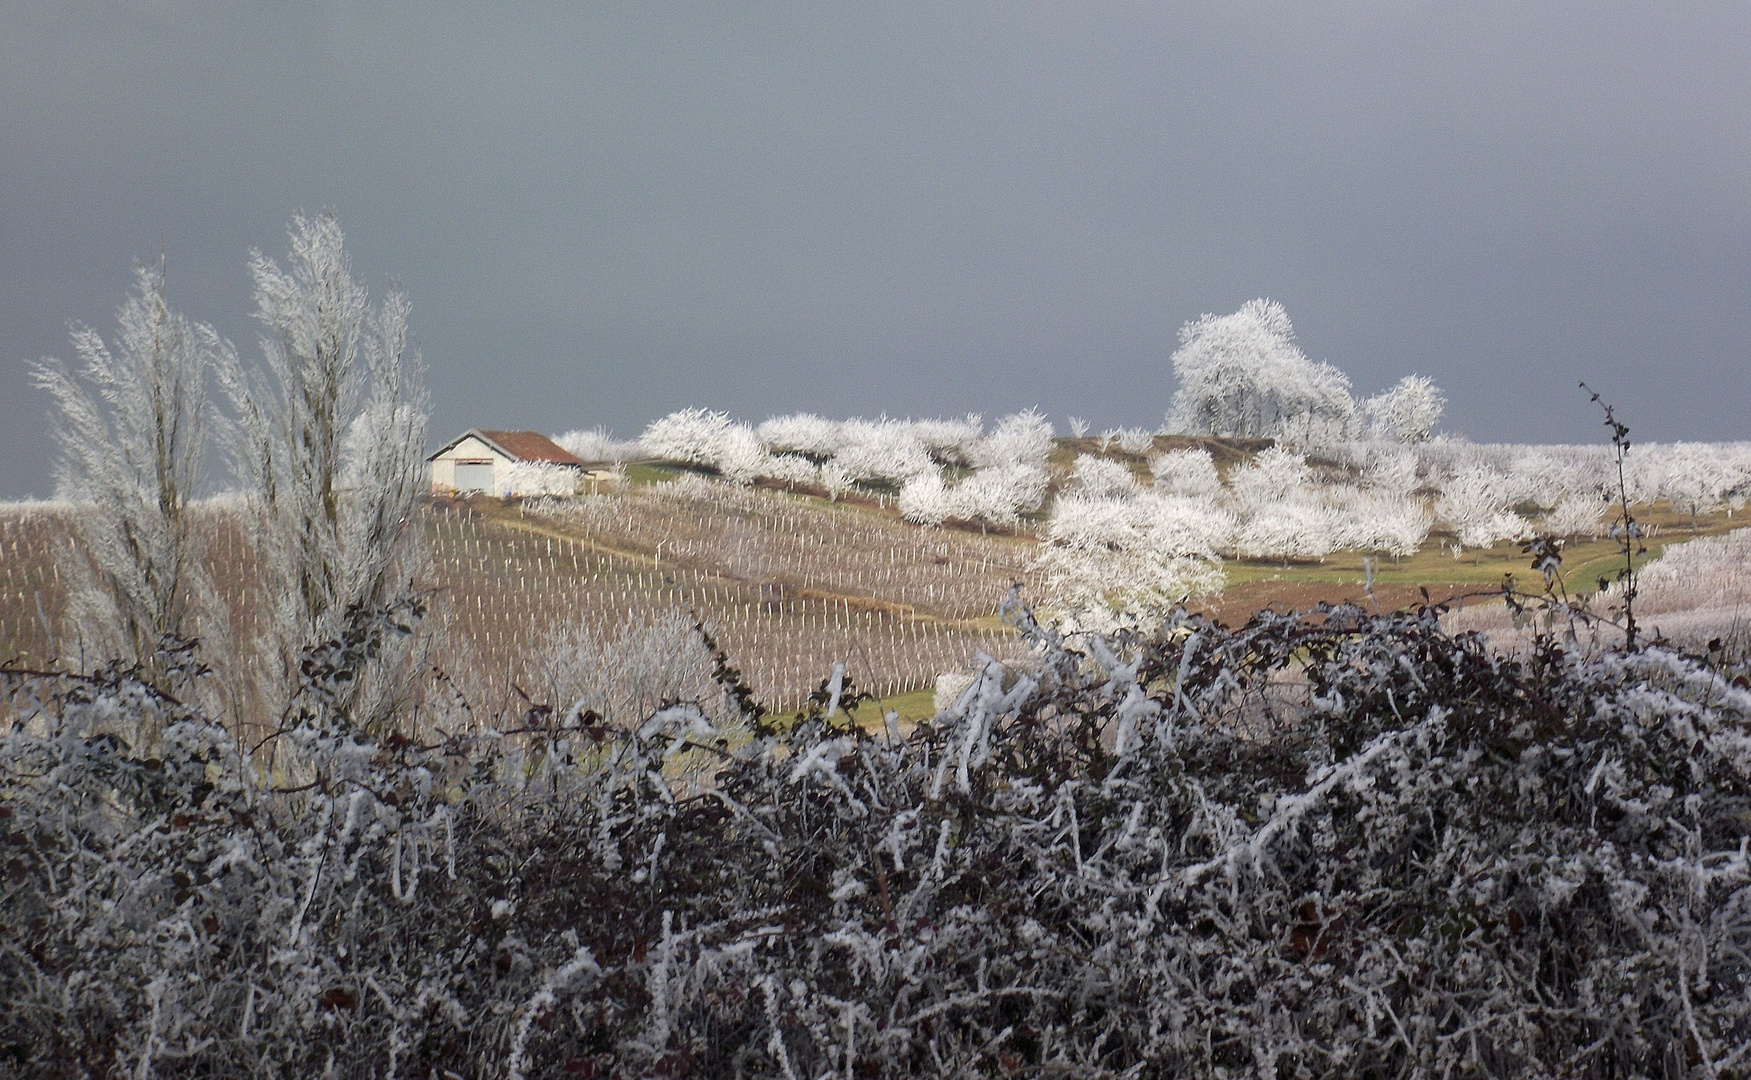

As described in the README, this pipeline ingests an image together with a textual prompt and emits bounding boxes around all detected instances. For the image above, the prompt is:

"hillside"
[3,439,1746,724]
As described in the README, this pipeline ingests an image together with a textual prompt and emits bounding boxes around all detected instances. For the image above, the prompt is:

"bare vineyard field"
[6,478,1743,719]
[0,484,1038,717]
[422,490,1032,713]
[0,508,67,666]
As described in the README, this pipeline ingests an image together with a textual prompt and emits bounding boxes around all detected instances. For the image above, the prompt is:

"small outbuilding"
[428,429,584,497]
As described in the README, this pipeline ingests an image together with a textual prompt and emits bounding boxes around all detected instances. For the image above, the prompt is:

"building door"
[454,460,494,493]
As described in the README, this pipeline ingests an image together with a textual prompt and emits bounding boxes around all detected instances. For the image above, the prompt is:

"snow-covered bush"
[1362,373,1445,443]
[949,462,1049,528]
[1065,453,1139,498]
[909,413,984,467]
[898,470,953,526]
[553,427,643,463]
[1437,466,1529,550]
[829,419,936,486]
[639,410,770,485]
[755,412,843,459]
[640,408,734,466]
[1167,299,1354,447]
[1541,490,1608,538]
[1149,446,1223,499]
[1228,447,1338,562]
[1329,486,1433,560]
[969,409,1054,472]
[1035,492,1225,630]
[8,592,1751,1077]
[756,452,820,488]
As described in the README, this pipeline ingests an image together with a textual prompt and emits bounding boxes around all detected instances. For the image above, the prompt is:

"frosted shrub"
[553,427,642,463]
[898,471,953,526]
[1114,427,1155,456]
[1035,492,1224,630]
[756,452,820,488]
[1358,445,1420,496]
[1329,486,1432,560]
[1229,447,1338,562]
[1437,466,1529,550]
[909,413,984,467]
[948,462,1049,528]
[1149,446,1222,499]
[1065,453,1139,498]
[640,408,737,466]
[1542,490,1608,538]
[1361,373,1445,443]
[8,591,1751,1077]
[756,412,843,459]
[501,460,580,496]
[829,419,936,486]
[715,424,768,485]
[970,409,1054,472]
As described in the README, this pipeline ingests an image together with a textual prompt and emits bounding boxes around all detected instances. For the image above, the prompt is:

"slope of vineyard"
[0,481,1039,716]
[422,483,1035,713]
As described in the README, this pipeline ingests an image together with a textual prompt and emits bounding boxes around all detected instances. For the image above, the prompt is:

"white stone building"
[428,429,584,497]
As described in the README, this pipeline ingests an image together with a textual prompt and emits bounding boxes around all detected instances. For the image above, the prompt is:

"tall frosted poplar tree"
[33,258,224,679]
[217,213,429,719]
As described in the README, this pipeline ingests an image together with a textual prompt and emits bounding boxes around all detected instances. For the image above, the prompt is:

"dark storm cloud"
[4,2,1749,497]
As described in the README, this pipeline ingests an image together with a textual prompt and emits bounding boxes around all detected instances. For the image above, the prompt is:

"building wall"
[430,436,511,494]
[430,436,580,497]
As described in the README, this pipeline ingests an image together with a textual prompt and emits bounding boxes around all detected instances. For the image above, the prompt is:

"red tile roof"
[434,429,583,466]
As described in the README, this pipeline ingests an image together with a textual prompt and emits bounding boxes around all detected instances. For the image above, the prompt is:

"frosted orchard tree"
[640,407,737,467]
[1363,374,1445,443]
[1435,465,1527,551]
[1148,447,1222,499]
[216,213,429,713]
[32,257,228,677]
[1035,491,1225,631]
[1165,299,1354,446]
[1229,447,1338,563]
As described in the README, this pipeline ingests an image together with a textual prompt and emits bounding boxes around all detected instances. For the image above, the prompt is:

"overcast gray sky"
[4,1,1749,498]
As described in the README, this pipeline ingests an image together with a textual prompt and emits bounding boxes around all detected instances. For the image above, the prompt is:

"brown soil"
[1189,581,1495,627]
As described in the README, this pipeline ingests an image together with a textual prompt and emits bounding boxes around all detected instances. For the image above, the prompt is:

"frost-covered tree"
[755,412,842,459]
[950,463,1049,528]
[32,258,226,675]
[1541,490,1607,538]
[1229,447,1339,563]
[910,413,984,467]
[970,409,1055,471]
[1149,447,1223,499]
[830,419,936,486]
[1065,453,1140,498]
[1661,442,1736,522]
[1330,487,1432,561]
[898,470,953,526]
[1035,491,1225,630]
[216,213,428,710]
[757,452,820,488]
[640,409,770,484]
[1166,299,1354,446]
[552,427,642,463]
[1359,445,1422,496]
[1362,373,1445,443]
[714,423,768,485]
[1436,465,1528,550]
[640,408,737,466]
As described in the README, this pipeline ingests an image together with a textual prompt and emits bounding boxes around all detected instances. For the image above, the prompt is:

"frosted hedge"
[3,593,1750,1077]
